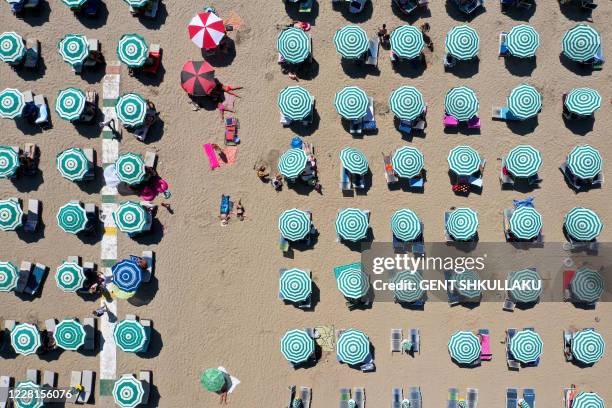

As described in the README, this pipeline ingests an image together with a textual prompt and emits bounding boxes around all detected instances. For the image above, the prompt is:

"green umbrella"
[280,329,315,364]
[116,93,147,128]
[390,25,425,60]
[509,206,542,240]
[55,87,86,121]
[56,147,89,182]
[334,86,368,120]
[54,319,86,351]
[278,27,311,64]
[62,0,87,7]
[114,201,148,234]
[564,207,602,242]
[565,88,602,116]
[507,84,541,120]
[11,323,40,356]
[562,24,601,63]
[567,145,602,180]
[0,198,23,231]
[508,268,542,303]
[279,268,311,302]
[0,261,18,292]
[505,145,542,178]
[113,375,144,408]
[57,202,87,234]
[58,34,89,66]
[572,329,605,365]
[114,319,147,353]
[278,209,311,241]
[0,31,25,63]
[0,145,20,178]
[509,329,543,363]
[278,148,308,179]
[392,146,424,179]
[200,368,226,392]
[55,261,86,292]
[334,25,369,59]
[572,392,605,408]
[445,25,479,60]
[115,152,146,185]
[448,331,481,364]
[454,270,481,299]
[339,147,368,175]
[392,270,424,303]
[0,88,25,119]
[445,87,478,121]
[336,329,370,365]
[336,263,369,299]
[448,145,481,176]
[446,208,478,241]
[336,208,369,242]
[117,34,148,68]
[13,380,42,408]
[571,268,604,303]
[277,86,313,121]
[389,86,426,121]
[506,25,539,58]
[391,209,421,242]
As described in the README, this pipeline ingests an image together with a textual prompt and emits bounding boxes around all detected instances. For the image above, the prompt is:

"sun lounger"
[444,115,459,128]
[467,116,481,129]
[353,387,365,408]
[340,167,352,191]
[409,387,422,408]
[43,370,56,391]
[448,388,459,408]
[24,38,39,68]
[68,371,82,404]
[142,43,162,74]
[500,157,514,188]
[141,319,152,352]
[33,95,48,126]
[506,388,518,408]
[77,370,94,404]
[365,38,379,66]
[444,212,453,242]
[362,97,377,131]
[479,329,492,361]
[564,387,575,408]
[360,355,375,372]
[288,385,296,408]
[0,376,12,408]
[523,389,535,407]
[507,329,520,370]
[139,370,151,405]
[349,0,367,13]
[503,208,513,241]
[83,317,95,351]
[44,318,56,335]
[4,320,16,333]
[444,270,459,305]
[392,388,403,408]
[300,386,312,408]
[581,0,598,9]
[24,263,46,296]
[410,329,420,354]
[23,199,39,233]
[26,369,38,383]
[382,153,398,184]
[350,118,363,135]
[143,0,160,18]
[84,203,97,233]
[391,329,402,353]
[503,298,516,312]
[299,0,314,12]
[339,388,351,408]
[467,388,478,408]
[141,250,154,283]
[83,39,100,67]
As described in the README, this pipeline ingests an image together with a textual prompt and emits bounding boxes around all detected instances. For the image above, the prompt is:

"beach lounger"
[340,167,352,191]
[363,97,377,131]
[353,387,365,408]
[144,151,157,170]
[83,39,100,68]
[125,314,137,321]
[444,115,459,128]
[43,370,56,391]
[350,119,363,135]
[503,298,516,312]
[564,387,575,408]
[500,157,514,188]
[23,199,39,233]
[83,317,95,351]
[563,329,573,361]
[0,376,12,408]
[33,95,48,126]
[142,43,162,74]
[85,203,97,232]
[467,388,478,408]
[365,38,379,67]
[78,370,94,403]
[444,212,454,242]
[24,38,39,68]
[523,389,535,408]
[479,329,492,361]
[503,208,513,241]
[382,153,398,184]
[410,329,420,354]
[44,318,56,335]
[349,0,367,13]
[299,0,314,12]
[140,370,151,405]
[507,329,520,370]
[141,250,154,283]
[279,234,290,253]
[68,371,82,404]
[563,269,576,301]
[391,329,402,353]
[339,388,351,408]
[141,319,152,352]
[409,387,422,408]
[24,263,46,296]
[506,388,518,408]
[581,0,598,9]
[82,148,95,181]
[300,386,312,408]
[444,270,460,305]
[467,116,481,129]
[392,388,403,408]
[26,369,38,383]
[448,388,459,408]
[499,32,509,57]
[288,385,296,408]
[409,177,424,189]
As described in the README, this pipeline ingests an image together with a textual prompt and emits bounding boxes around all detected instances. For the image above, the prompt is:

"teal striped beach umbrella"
[445,25,479,60]
[390,25,425,60]
[339,147,368,175]
[116,93,147,128]
[0,261,18,292]
[280,329,315,364]
[572,329,605,364]
[57,202,87,234]
[506,25,540,58]
[565,88,601,116]
[337,329,370,365]
[115,152,146,185]
[278,28,310,64]
[392,146,424,179]
[11,323,40,356]
[446,208,478,241]
[573,392,605,408]
[454,270,481,299]
[62,0,87,7]
[114,319,147,353]
[334,25,368,59]
[506,145,542,178]
[334,86,368,120]
[507,84,541,120]
[0,199,23,231]
[0,146,20,178]
[336,208,369,242]
[0,88,25,119]
[448,145,480,176]
[13,380,42,408]
[509,330,543,363]
[564,207,602,242]
[389,86,426,121]
[279,268,311,302]
[56,147,89,182]
[508,268,542,303]
[562,24,601,63]
[571,268,604,303]
[114,201,148,234]
[391,209,421,241]
[113,375,144,408]
[336,264,369,299]
[55,261,86,292]
[567,145,602,180]
[55,87,86,121]
[54,319,86,351]
[58,34,89,66]
[0,32,25,63]
[117,34,148,68]
[124,0,149,7]
[278,209,310,241]
[509,206,542,240]
[393,270,424,303]
[445,87,478,121]
[278,148,308,179]
[277,86,313,121]
[448,331,481,364]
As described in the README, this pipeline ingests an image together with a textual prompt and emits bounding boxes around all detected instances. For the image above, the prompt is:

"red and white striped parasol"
[188,12,227,50]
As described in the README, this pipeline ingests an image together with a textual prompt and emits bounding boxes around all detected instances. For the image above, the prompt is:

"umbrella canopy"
[114,201,148,234]
[445,87,479,121]
[278,148,308,179]
[0,88,24,119]
[564,207,603,242]
[188,12,226,50]
[336,264,369,299]
[445,25,479,60]
[336,329,370,365]
[446,208,478,241]
[448,331,481,364]
[392,146,424,179]
[389,86,426,121]
[572,329,605,365]
[334,25,369,59]
[0,31,25,63]
[567,145,602,180]
[505,145,542,178]
[114,319,147,352]
[573,393,605,408]
[57,202,87,234]
[507,84,542,120]
[56,147,89,182]
[565,88,602,116]
[336,208,369,242]
[508,268,542,303]
[277,86,313,121]
[180,60,215,96]
[334,86,368,120]
[200,368,226,392]
[339,147,368,175]
[115,152,146,185]
[391,209,421,242]
[117,34,148,68]
[13,380,43,408]
[392,270,424,303]
[278,209,311,241]
[0,145,20,178]
[62,0,87,7]
[448,145,481,176]
[562,24,601,63]
[116,93,147,128]
[55,87,86,121]
[390,25,425,60]
[278,27,311,64]
[0,198,23,231]
[571,268,604,303]
[509,206,543,240]
[506,25,539,58]
[280,329,315,364]
[279,268,312,302]
[54,319,86,351]
[454,270,481,299]
[55,261,86,292]
[58,34,89,66]
[112,260,143,293]
[11,323,40,356]
[113,375,144,408]
[0,261,18,292]
[124,0,148,7]
[509,330,543,363]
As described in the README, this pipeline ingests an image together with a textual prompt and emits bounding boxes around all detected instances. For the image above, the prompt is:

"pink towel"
[204,143,220,170]
[468,117,481,129]
[443,115,459,126]
[222,147,238,165]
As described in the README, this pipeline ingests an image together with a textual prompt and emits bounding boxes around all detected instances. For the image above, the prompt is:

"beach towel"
[222,147,238,165]
[204,143,220,170]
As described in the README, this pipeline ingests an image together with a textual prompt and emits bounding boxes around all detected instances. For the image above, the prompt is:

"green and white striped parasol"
[115,152,146,185]
[572,392,605,408]
[509,330,543,363]
[114,319,147,353]
[113,375,144,408]
[505,145,542,178]
[62,0,87,7]
[448,145,480,176]
[0,88,25,119]
[446,208,478,241]
[508,268,542,303]
[391,209,421,242]
[280,329,315,364]
[392,146,424,179]
[507,84,541,120]
[11,323,40,356]
[336,263,369,299]
[278,209,311,241]
[54,319,86,351]
[55,261,86,292]
[572,329,605,365]
[571,268,604,303]
[390,25,425,60]
[56,147,89,182]
[562,24,601,63]
[0,31,25,63]
[567,145,602,180]
[57,202,87,234]
[392,270,424,303]
[0,145,20,178]
[279,268,311,302]
[454,270,481,299]
[13,380,42,408]
[0,261,18,291]
[334,86,368,120]
[336,329,370,365]
[445,87,479,121]
[117,34,148,68]
[336,208,369,242]
[278,148,308,179]
[58,34,89,66]
[565,88,601,116]
[448,331,480,364]
[0,198,23,231]
[445,25,479,60]
[339,147,368,175]
[114,201,148,234]
[55,87,86,121]
[277,86,313,121]
[278,27,310,64]
[116,93,147,128]
[509,206,542,240]
[334,25,369,59]
[389,86,426,121]
[564,207,602,242]
[506,25,539,58]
